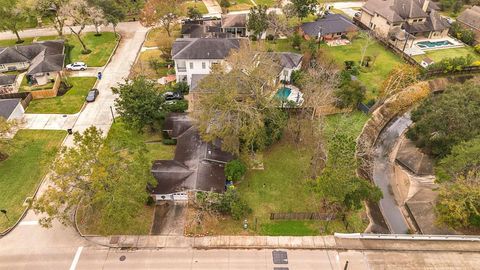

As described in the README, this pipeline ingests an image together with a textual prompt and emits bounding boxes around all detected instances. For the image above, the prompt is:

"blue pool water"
[416,40,453,49]
[276,87,291,100]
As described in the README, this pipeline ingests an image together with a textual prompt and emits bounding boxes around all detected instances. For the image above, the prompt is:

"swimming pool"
[416,40,453,49]
[276,87,291,100]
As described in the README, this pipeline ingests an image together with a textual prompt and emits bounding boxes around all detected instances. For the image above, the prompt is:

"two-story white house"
[172,38,242,86]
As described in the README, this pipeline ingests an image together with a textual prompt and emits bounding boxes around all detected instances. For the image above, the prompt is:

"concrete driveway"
[150,202,187,236]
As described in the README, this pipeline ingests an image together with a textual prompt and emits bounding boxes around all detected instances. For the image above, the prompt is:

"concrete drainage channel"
[272,250,288,269]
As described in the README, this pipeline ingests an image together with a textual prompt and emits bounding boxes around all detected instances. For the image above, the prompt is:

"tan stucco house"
[457,6,480,44]
[359,0,450,48]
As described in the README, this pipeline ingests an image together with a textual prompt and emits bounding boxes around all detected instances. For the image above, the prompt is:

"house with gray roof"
[172,38,242,86]
[0,74,19,94]
[0,40,65,86]
[300,14,359,41]
[150,113,234,201]
[359,0,450,47]
[457,6,480,44]
[180,14,249,39]
[0,98,24,121]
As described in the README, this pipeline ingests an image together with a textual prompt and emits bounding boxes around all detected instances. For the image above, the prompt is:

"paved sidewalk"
[202,0,222,16]
[23,113,79,130]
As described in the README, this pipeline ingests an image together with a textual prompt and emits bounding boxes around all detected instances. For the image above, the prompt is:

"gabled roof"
[0,47,30,64]
[27,52,65,75]
[172,38,241,60]
[222,13,247,28]
[301,14,359,36]
[150,113,235,195]
[362,0,440,23]
[273,52,303,69]
[0,74,17,86]
[457,6,480,30]
[0,98,21,119]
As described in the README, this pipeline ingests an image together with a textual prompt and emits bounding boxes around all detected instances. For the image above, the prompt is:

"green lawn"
[144,26,181,47]
[227,0,253,11]
[0,130,65,232]
[255,0,275,7]
[38,32,119,66]
[259,39,301,53]
[26,77,97,114]
[180,1,209,15]
[322,37,404,101]
[76,119,174,235]
[413,46,480,63]
[132,49,173,79]
[0,37,35,47]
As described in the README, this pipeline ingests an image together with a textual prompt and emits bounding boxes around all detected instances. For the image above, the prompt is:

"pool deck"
[405,36,464,56]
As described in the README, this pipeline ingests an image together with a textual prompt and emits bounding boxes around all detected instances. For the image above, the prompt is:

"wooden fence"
[270,212,336,221]
[0,92,32,109]
[31,73,62,99]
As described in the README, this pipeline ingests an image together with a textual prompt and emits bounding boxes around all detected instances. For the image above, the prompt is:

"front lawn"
[180,1,209,15]
[0,37,35,47]
[144,26,181,47]
[257,39,301,53]
[413,46,480,63]
[76,119,175,235]
[227,0,253,11]
[26,77,97,114]
[321,37,404,100]
[0,130,65,232]
[38,32,119,67]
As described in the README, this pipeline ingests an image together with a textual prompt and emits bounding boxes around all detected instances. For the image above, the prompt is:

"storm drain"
[272,250,288,264]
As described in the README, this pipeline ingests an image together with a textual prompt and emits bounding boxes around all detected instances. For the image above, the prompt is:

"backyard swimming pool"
[276,87,291,100]
[416,40,453,49]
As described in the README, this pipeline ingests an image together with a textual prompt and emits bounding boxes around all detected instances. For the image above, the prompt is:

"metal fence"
[270,212,335,220]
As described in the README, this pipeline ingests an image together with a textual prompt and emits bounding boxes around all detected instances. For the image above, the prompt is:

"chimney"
[422,0,430,12]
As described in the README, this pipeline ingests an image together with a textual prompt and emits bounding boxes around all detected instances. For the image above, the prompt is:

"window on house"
[202,62,206,69]
[189,62,194,69]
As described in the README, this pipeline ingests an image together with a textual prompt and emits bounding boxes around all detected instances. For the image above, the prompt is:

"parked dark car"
[86,88,99,102]
[163,91,183,101]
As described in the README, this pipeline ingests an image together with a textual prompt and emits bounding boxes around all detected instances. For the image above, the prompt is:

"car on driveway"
[86,88,99,102]
[66,62,87,71]
[163,91,183,101]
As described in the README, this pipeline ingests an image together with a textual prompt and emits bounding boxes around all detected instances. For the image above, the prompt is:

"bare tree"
[266,12,293,38]
[36,0,70,37]
[140,0,181,37]
[359,31,376,67]
[60,0,102,53]
[91,6,107,36]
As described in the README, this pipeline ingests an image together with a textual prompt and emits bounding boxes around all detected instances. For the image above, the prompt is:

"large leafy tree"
[140,0,181,36]
[33,127,155,232]
[193,43,287,155]
[89,0,126,34]
[112,76,168,132]
[290,0,317,19]
[436,136,480,183]
[0,0,34,43]
[0,117,17,162]
[407,82,480,158]
[436,171,480,229]
[247,5,268,39]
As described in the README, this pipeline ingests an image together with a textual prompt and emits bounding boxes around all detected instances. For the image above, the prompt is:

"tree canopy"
[33,126,156,232]
[290,0,317,19]
[0,0,34,43]
[193,43,287,155]
[436,135,480,183]
[112,76,169,132]
[247,5,268,38]
[407,82,480,158]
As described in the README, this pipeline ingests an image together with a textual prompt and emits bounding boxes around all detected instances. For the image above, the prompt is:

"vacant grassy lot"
[38,32,119,66]
[26,77,97,114]
[181,1,209,15]
[131,49,173,79]
[144,26,181,47]
[0,130,65,232]
[187,112,370,236]
[413,46,480,63]
[76,119,174,235]
[322,37,404,100]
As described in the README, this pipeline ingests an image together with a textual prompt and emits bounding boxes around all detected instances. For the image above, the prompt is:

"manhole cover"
[272,250,288,264]
[119,255,126,261]
[109,236,119,244]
